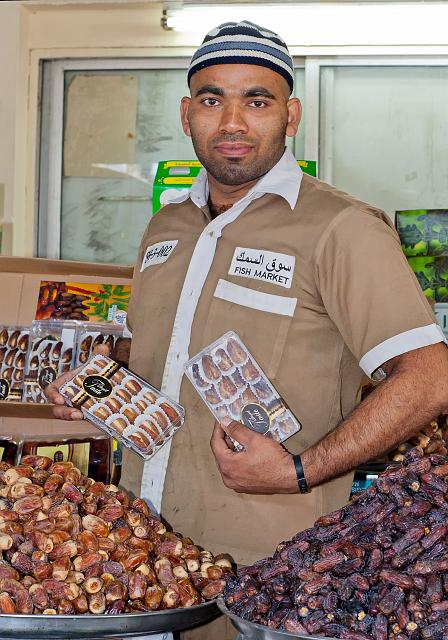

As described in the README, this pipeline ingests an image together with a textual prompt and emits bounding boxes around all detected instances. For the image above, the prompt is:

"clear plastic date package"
[75,323,124,366]
[0,327,29,401]
[23,321,77,403]
[185,331,301,445]
[60,354,185,460]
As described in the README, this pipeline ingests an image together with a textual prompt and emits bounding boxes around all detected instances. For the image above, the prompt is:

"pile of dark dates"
[224,447,448,640]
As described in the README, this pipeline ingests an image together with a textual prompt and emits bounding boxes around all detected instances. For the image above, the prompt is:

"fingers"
[221,420,255,446]
[52,404,84,421]
[44,366,84,421]
[225,435,237,450]
[44,382,63,405]
[44,367,77,405]
[210,422,230,457]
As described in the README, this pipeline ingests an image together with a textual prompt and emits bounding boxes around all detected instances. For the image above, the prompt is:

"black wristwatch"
[292,453,309,494]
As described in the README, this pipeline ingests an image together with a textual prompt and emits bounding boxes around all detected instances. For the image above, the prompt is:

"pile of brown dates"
[0,456,233,615]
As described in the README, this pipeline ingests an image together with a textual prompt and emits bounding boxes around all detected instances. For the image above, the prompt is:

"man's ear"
[180,97,191,137]
[286,98,302,138]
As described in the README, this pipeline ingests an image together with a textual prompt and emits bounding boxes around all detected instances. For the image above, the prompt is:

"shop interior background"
[0,1,447,265]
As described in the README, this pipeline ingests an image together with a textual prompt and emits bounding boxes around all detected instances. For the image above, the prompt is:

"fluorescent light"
[164,3,448,46]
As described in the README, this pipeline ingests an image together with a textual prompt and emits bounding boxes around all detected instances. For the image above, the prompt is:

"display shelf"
[0,401,55,419]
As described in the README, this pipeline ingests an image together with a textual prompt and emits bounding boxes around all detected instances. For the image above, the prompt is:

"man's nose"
[218,104,248,134]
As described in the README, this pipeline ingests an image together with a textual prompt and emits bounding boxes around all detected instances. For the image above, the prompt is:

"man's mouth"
[214,143,253,157]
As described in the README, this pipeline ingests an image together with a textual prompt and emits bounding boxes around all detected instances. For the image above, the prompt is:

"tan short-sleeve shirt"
[124,154,443,565]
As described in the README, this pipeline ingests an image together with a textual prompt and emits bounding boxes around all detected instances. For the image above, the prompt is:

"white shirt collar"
[159,149,303,211]
[189,148,302,210]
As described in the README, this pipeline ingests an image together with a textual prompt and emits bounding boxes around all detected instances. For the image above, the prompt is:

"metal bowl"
[0,601,220,639]
[217,599,338,640]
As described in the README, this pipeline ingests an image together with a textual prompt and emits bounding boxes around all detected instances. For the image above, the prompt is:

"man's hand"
[45,344,110,421]
[210,420,298,494]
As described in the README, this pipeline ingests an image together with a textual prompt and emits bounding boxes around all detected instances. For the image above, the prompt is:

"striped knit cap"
[188,21,294,94]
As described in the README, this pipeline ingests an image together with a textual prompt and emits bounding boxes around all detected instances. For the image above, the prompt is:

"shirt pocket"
[202,279,297,380]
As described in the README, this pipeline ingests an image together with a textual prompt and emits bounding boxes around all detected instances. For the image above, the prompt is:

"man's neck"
[208,199,233,218]
[207,174,259,218]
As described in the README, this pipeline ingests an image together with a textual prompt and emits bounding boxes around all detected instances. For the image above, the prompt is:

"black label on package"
[0,378,10,400]
[241,403,270,434]
[38,367,57,389]
[83,375,113,399]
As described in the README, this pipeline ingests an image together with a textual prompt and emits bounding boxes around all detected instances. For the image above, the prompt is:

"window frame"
[313,55,448,184]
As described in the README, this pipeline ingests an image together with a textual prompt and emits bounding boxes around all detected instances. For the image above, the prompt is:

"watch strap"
[292,453,309,494]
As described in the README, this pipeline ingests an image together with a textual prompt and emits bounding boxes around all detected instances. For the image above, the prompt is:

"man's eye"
[249,100,267,108]
[203,98,220,106]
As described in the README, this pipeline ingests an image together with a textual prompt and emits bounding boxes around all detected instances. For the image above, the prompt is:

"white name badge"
[140,240,178,272]
[229,247,295,289]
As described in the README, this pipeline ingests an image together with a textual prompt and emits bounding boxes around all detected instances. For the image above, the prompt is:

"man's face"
[180,65,301,187]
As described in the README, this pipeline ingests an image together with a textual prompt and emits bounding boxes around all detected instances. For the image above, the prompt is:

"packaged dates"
[23,321,77,403]
[185,331,301,449]
[60,354,185,461]
[0,326,30,401]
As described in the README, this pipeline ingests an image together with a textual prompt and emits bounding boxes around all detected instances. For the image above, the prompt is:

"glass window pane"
[320,66,448,220]
[61,69,194,264]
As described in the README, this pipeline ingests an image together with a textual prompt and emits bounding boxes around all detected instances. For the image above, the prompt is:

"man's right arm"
[45,338,132,420]
[47,214,153,420]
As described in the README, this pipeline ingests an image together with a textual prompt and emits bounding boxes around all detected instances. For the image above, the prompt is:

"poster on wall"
[407,256,448,302]
[396,209,448,257]
[35,281,131,324]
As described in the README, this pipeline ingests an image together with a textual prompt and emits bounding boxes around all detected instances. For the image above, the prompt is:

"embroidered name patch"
[229,247,295,289]
[140,240,178,272]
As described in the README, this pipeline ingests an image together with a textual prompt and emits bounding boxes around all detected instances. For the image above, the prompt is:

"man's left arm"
[302,341,448,489]
[211,341,448,494]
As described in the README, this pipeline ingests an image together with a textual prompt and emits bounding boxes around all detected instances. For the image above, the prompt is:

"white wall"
[0,3,26,240]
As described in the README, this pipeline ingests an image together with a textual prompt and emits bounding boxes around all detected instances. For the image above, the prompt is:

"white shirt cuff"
[359,323,447,377]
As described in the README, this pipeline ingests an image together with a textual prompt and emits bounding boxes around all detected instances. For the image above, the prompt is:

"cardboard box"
[152,159,318,214]
[0,420,112,478]
[0,257,133,425]
[396,209,448,257]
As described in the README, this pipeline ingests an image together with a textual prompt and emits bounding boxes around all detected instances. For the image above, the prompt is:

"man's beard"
[191,135,286,186]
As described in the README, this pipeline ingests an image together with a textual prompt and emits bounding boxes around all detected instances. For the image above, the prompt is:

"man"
[47,21,448,640]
